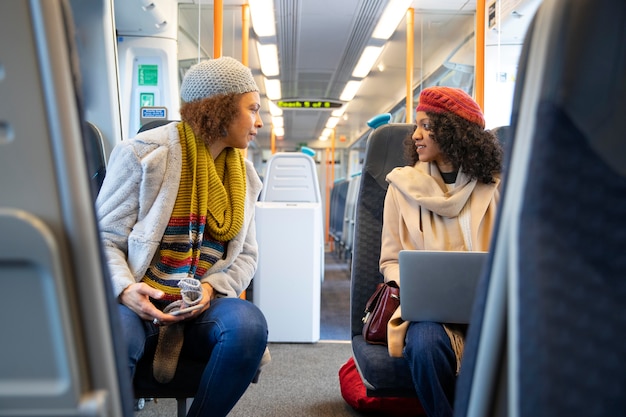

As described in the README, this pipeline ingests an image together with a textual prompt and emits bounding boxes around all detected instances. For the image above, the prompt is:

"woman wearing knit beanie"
[380,86,503,417]
[96,56,268,416]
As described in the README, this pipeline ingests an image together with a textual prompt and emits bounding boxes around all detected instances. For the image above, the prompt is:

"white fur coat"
[96,122,263,299]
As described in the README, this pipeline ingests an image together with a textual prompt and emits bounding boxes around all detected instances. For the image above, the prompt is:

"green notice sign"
[138,64,158,86]
[140,93,154,107]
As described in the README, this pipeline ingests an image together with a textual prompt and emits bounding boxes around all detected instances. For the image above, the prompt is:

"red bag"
[338,357,424,416]
[362,281,400,345]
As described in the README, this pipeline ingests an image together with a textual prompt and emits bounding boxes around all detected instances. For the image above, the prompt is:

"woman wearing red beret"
[380,86,503,417]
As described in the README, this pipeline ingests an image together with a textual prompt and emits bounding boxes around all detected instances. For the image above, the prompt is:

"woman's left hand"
[171,282,214,321]
[199,282,215,313]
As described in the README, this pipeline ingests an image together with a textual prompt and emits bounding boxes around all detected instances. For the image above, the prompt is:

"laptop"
[398,250,488,324]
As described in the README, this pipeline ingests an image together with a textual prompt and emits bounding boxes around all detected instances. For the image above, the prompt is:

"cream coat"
[380,161,500,360]
[96,122,263,299]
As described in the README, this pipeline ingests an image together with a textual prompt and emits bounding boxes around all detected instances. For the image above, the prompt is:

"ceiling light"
[331,106,346,118]
[321,128,333,138]
[272,116,284,128]
[339,80,362,102]
[257,42,279,77]
[249,0,276,37]
[319,136,329,142]
[264,78,282,100]
[273,127,284,137]
[326,116,340,129]
[268,100,283,116]
[352,46,383,78]
[372,0,413,40]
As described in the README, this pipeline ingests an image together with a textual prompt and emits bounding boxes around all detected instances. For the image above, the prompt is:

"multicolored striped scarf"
[142,121,246,305]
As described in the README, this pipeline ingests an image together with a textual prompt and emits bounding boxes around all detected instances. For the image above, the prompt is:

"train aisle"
[320,250,352,341]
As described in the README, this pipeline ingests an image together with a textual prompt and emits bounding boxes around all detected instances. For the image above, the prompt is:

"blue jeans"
[403,321,457,417]
[118,297,268,417]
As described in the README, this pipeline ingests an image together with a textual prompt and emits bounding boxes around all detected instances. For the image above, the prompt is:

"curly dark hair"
[179,93,241,146]
[403,112,503,184]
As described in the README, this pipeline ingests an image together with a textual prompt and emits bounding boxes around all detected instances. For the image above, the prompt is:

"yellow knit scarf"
[141,122,246,301]
[202,140,247,241]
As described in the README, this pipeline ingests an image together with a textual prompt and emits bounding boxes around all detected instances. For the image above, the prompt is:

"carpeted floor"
[134,342,362,417]
[320,250,352,341]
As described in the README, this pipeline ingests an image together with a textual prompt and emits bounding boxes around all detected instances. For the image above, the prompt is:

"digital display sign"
[276,99,342,109]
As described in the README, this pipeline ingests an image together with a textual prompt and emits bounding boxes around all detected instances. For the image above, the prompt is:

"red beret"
[416,86,485,129]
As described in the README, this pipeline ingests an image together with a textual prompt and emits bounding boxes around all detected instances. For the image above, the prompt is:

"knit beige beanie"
[180,56,259,103]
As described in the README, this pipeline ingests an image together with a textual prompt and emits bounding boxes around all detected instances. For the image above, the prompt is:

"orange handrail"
[475,0,485,110]
[213,0,223,58]
[240,3,249,300]
[240,4,250,160]
[241,4,250,65]
[406,8,414,123]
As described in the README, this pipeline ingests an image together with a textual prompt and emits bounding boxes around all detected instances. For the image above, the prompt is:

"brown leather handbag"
[362,281,400,345]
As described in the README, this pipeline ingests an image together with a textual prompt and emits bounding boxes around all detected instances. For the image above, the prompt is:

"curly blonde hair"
[179,93,241,146]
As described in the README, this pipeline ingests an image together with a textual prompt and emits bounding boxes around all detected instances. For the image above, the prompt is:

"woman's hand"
[119,282,185,326]
[197,282,215,315]
[120,281,216,325]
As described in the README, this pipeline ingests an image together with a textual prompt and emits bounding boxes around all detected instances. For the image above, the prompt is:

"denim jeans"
[403,321,457,417]
[118,297,268,417]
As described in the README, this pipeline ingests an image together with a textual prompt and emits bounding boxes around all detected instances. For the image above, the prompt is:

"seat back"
[341,173,362,259]
[455,1,626,416]
[260,152,322,203]
[349,123,417,397]
[0,1,133,415]
[84,121,107,197]
[329,178,349,249]
[137,119,177,133]
[350,123,413,337]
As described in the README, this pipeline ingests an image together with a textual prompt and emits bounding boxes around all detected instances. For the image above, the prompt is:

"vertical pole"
[475,0,486,111]
[326,129,335,247]
[324,140,332,250]
[270,129,276,154]
[240,3,250,301]
[406,8,414,124]
[241,4,250,65]
[331,130,335,185]
[241,4,250,160]
[214,0,223,58]
[325,148,331,249]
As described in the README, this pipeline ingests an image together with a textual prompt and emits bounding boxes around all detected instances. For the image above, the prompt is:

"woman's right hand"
[119,282,184,326]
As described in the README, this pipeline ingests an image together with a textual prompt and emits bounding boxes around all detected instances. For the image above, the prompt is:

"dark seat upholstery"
[329,179,349,255]
[137,119,178,133]
[84,121,107,197]
[350,123,418,397]
[454,1,626,416]
[133,351,204,416]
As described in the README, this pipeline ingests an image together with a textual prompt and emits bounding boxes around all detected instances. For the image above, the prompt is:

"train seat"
[137,119,178,133]
[329,178,349,255]
[84,121,107,197]
[454,0,626,415]
[133,355,204,416]
[349,123,419,398]
[340,173,361,262]
[0,2,134,415]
